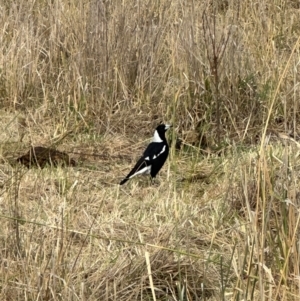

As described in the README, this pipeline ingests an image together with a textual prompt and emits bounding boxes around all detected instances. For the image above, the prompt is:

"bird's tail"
[119,158,147,185]
[119,177,129,185]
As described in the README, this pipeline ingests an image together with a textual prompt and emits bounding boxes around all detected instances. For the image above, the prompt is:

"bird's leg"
[150,177,160,186]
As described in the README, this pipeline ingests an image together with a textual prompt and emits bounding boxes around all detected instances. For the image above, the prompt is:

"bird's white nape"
[153,130,163,143]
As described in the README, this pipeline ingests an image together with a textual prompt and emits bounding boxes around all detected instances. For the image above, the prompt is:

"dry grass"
[0,0,300,300]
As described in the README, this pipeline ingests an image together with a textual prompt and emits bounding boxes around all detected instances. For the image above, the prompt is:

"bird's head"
[153,124,172,142]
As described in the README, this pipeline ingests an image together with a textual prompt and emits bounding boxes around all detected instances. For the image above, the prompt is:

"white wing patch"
[157,145,166,157]
[146,145,166,161]
[129,165,151,179]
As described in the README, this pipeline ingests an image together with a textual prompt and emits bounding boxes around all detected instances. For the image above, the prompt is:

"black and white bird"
[120,124,172,185]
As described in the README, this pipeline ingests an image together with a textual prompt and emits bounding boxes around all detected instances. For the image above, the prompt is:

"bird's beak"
[165,124,172,130]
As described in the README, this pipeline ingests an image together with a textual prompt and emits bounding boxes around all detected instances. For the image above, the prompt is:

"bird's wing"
[143,142,166,161]
[120,142,167,185]
[120,155,150,182]
[123,144,164,179]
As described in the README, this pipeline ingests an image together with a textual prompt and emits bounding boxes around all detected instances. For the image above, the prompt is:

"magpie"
[120,124,172,185]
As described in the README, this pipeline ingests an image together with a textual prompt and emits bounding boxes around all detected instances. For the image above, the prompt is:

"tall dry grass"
[0,0,300,300]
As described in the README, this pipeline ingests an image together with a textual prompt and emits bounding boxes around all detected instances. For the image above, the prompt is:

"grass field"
[0,0,300,300]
